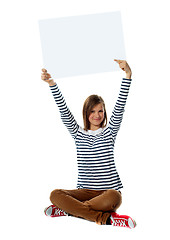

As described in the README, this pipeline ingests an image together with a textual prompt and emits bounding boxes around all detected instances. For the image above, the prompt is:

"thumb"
[114,59,122,64]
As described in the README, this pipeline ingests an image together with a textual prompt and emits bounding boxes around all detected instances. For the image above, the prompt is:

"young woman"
[41,60,136,228]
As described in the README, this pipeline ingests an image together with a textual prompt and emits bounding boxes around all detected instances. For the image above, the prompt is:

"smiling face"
[88,103,105,131]
[83,94,107,131]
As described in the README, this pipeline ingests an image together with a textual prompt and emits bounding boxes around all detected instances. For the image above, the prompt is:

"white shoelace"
[111,216,127,227]
[54,208,67,216]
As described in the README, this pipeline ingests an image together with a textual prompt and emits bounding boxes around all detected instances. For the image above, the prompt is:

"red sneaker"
[110,212,136,229]
[44,205,68,217]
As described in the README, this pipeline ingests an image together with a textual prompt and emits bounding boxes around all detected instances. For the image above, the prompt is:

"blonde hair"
[83,95,107,131]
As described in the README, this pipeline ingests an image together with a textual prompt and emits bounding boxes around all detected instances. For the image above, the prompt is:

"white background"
[0,0,170,239]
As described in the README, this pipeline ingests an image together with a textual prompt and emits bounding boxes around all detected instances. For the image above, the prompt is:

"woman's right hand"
[41,68,56,86]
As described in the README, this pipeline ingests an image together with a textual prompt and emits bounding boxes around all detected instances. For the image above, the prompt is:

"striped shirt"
[50,78,132,191]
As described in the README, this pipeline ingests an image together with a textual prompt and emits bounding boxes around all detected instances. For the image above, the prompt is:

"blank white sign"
[38,11,126,79]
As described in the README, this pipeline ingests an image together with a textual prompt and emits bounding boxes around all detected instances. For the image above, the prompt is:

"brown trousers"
[50,188,122,225]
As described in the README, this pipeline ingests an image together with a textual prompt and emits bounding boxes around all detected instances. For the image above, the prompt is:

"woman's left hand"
[114,59,132,79]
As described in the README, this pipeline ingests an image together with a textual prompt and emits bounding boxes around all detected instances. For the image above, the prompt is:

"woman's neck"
[89,125,101,131]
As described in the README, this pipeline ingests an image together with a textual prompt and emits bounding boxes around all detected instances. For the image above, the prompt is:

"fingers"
[114,59,123,64]
[41,73,51,80]
[114,59,131,75]
[114,59,126,71]
[119,62,125,71]
[42,68,47,72]
[41,75,47,80]
[41,74,48,80]
[41,68,52,81]
[41,68,47,80]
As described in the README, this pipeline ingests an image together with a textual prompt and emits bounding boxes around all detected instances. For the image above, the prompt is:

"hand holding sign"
[114,59,132,79]
[41,68,56,86]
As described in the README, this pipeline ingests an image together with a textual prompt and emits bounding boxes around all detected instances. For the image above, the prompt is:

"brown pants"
[50,188,122,225]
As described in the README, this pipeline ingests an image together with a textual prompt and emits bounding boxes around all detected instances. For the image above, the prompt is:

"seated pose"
[41,60,136,228]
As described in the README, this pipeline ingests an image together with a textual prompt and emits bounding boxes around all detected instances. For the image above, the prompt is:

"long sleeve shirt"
[50,78,132,191]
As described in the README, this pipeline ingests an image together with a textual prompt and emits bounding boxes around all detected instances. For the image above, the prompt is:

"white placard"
[38,11,126,79]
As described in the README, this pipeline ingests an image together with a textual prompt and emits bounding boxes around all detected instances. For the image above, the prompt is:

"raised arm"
[108,60,132,140]
[41,69,79,139]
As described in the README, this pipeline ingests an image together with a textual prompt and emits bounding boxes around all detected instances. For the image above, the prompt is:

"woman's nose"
[95,112,100,118]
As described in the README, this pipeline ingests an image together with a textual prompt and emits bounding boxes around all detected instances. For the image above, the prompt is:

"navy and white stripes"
[50,78,132,191]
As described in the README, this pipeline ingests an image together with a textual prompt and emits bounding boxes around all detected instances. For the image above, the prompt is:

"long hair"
[83,95,107,131]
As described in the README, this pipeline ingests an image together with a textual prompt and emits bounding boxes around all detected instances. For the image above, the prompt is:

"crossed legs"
[50,188,122,225]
